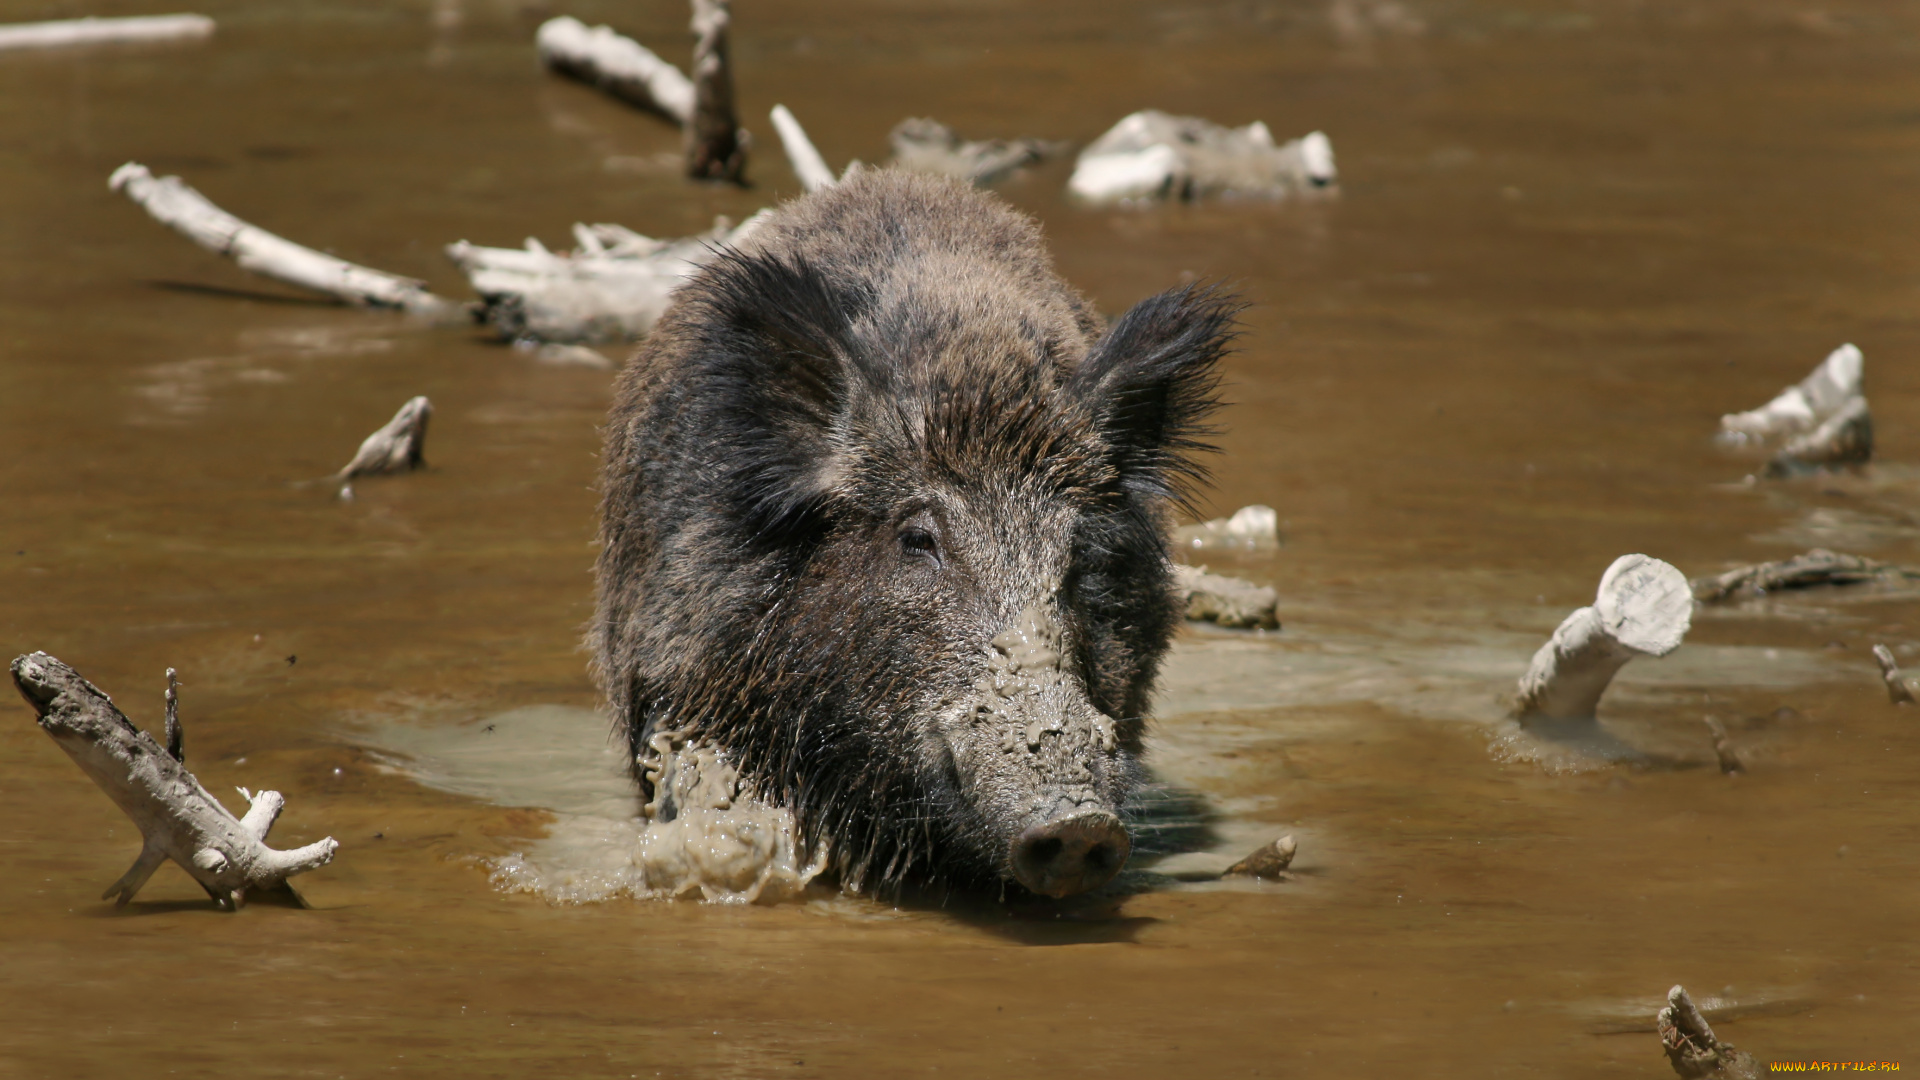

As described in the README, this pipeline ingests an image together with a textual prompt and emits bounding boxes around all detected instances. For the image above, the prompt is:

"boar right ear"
[681,248,880,541]
[1065,283,1240,512]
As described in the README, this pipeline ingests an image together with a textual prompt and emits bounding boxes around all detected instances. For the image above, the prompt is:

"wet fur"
[593,170,1238,896]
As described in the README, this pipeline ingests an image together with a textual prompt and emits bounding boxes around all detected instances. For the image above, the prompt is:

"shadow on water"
[145,279,345,307]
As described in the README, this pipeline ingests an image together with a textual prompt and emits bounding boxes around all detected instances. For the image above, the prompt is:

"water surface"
[4,0,1919,1074]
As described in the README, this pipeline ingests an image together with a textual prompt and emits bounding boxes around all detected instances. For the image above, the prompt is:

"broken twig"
[1718,344,1872,475]
[1690,548,1918,603]
[1516,555,1692,723]
[685,0,745,183]
[1871,644,1915,706]
[0,14,213,52]
[770,105,837,194]
[1224,834,1297,879]
[338,396,432,480]
[11,653,337,910]
[110,163,459,316]
[1702,717,1744,775]
[1656,985,1763,1079]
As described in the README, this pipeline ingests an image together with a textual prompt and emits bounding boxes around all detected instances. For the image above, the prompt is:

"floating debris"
[1173,504,1280,553]
[10,653,337,910]
[1691,548,1919,603]
[338,396,432,480]
[1172,565,1280,630]
[1224,834,1297,879]
[1718,344,1872,476]
[1515,554,1691,723]
[446,213,767,343]
[1656,985,1763,1080]
[888,118,1065,185]
[1068,111,1335,203]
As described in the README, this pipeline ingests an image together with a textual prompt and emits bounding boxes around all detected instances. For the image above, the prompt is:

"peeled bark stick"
[1515,554,1692,723]
[1719,344,1862,445]
[10,653,338,910]
[1656,985,1763,1080]
[338,396,432,479]
[771,105,836,194]
[535,16,694,125]
[109,163,459,316]
[685,0,745,183]
[446,214,768,343]
[1690,548,1917,603]
[1871,644,1915,706]
[887,117,1065,185]
[0,13,213,51]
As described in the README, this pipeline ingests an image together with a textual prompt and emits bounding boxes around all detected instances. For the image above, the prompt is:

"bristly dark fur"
[592,170,1240,898]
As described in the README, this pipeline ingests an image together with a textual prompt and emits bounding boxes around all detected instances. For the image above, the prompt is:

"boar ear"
[1065,283,1239,511]
[684,248,880,541]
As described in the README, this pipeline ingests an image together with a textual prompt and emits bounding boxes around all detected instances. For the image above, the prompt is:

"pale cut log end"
[1515,555,1690,722]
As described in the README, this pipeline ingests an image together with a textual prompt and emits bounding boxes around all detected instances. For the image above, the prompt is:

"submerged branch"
[1657,986,1763,1079]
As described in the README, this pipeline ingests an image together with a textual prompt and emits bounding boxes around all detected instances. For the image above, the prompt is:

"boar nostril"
[1009,812,1130,899]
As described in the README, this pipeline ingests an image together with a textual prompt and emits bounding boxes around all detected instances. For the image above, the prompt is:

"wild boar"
[592,169,1237,899]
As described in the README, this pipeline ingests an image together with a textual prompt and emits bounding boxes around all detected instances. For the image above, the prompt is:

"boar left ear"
[1065,283,1240,510]
[683,248,882,543]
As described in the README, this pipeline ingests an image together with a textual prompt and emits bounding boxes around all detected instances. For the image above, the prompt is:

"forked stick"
[11,653,337,910]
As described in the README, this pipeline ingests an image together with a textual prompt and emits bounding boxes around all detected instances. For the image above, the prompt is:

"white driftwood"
[1719,344,1861,443]
[888,117,1065,185]
[447,213,767,343]
[1172,564,1279,630]
[535,15,694,124]
[685,0,745,183]
[110,163,457,315]
[339,396,431,479]
[1515,554,1692,723]
[1718,343,1872,474]
[771,104,836,194]
[11,652,337,910]
[1068,111,1337,204]
[1173,504,1279,553]
[0,13,213,52]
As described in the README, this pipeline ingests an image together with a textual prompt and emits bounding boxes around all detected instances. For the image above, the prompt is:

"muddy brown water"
[4,0,1920,1074]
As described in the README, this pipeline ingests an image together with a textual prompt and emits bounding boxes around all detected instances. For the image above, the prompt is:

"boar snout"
[1010,810,1130,898]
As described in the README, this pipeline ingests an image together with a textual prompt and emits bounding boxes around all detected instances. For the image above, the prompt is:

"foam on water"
[357,706,825,904]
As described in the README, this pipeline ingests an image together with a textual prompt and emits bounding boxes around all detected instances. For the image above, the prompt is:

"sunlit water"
[5,0,1920,1075]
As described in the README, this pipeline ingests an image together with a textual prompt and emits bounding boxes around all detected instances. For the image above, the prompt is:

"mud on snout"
[938,603,1135,898]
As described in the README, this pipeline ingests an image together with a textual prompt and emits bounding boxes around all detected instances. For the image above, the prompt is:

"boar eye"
[898,525,939,562]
